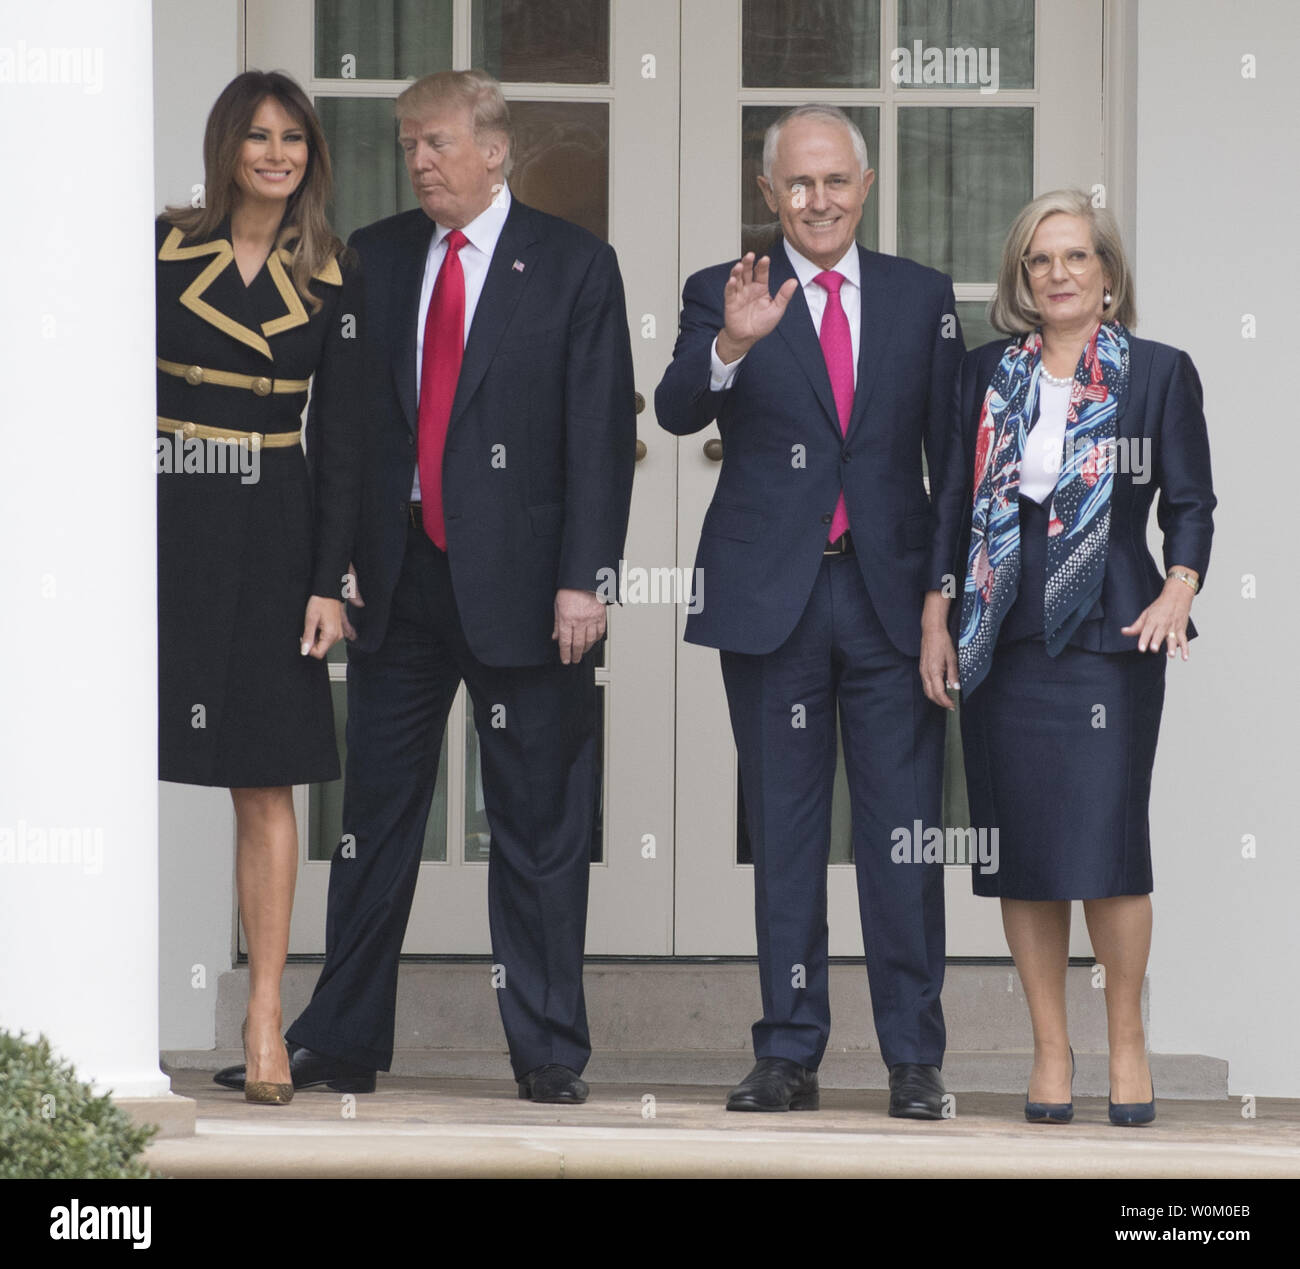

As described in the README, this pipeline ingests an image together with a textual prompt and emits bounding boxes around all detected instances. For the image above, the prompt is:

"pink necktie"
[815,269,853,543]
[417,228,468,549]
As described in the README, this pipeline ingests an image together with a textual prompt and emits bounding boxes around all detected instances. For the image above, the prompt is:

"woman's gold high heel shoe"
[242,1018,294,1104]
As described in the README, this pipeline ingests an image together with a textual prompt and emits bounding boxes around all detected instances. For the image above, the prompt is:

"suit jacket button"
[842,451,851,462]
[821,514,832,524]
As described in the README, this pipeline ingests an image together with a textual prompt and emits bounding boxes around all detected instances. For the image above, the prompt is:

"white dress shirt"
[411,184,513,500]
[1019,378,1071,505]
[709,238,862,390]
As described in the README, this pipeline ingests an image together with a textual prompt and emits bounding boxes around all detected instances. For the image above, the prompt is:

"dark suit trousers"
[719,553,947,1070]
[286,520,599,1078]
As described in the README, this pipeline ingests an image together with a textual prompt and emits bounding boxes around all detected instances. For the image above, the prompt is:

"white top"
[412,184,513,500]
[1018,378,1072,505]
[708,238,861,390]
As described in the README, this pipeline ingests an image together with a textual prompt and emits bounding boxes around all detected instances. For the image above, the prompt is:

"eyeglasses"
[1021,248,1099,278]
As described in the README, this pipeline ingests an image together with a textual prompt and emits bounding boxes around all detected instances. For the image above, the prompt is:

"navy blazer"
[331,199,637,666]
[655,240,963,657]
[929,334,1216,652]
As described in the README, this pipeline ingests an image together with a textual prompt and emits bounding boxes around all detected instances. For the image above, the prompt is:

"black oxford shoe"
[518,1064,589,1103]
[726,1057,820,1112]
[212,1042,377,1094]
[888,1063,945,1119]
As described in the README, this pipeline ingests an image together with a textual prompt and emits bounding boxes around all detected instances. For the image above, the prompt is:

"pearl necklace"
[1040,367,1075,388]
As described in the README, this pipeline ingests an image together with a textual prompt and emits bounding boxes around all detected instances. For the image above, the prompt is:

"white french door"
[673,0,1106,956]
[247,0,680,954]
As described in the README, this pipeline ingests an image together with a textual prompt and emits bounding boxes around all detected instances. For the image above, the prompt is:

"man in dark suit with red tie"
[216,69,636,1103]
[656,105,963,1117]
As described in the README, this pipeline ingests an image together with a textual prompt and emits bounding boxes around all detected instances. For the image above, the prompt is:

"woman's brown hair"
[164,70,343,312]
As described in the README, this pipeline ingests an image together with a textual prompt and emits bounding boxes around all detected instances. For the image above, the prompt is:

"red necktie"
[417,228,468,549]
[814,269,853,543]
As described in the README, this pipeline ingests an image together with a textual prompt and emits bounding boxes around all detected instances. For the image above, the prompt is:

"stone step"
[195,960,1228,1097]
[215,961,1131,1052]
[161,1047,1227,1099]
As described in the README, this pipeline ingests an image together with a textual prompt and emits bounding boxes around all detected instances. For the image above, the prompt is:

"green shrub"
[0,1030,156,1179]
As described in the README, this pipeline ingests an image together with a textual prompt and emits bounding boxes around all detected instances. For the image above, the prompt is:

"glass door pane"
[508,101,610,241]
[897,0,1035,90]
[316,97,420,240]
[472,0,610,83]
[897,105,1034,281]
[742,0,882,87]
[314,0,453,79]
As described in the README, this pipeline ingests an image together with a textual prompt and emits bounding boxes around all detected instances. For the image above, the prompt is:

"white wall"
[0,0,167,1098]
[1137,0,1299,1096]
[153,0,243,1049]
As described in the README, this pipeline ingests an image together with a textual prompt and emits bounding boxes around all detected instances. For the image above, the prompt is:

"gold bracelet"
[1167,569,1200,595]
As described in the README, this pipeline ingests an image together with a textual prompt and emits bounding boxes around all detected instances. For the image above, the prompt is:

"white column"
[0,0,169,1099]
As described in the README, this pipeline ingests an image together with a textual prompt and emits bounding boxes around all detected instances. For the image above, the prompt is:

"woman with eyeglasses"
[921,189,1215,1126]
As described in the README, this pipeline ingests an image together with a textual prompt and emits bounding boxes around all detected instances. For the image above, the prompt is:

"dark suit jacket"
[654,239,963,657]
[334,198,637,666]
[929,334,1216,651]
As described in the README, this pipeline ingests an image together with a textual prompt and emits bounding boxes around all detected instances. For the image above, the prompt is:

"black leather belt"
[824,530,854,555]
[405,500,422,527]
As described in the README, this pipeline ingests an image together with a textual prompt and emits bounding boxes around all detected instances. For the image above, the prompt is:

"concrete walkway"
[148,1069,1299,1179]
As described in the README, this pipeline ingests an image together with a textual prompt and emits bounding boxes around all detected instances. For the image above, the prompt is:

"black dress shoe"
[517,1064,589,1103]
[888,1063,945,1120]
[726,1057,820,1112]
[212,1042,376,1094]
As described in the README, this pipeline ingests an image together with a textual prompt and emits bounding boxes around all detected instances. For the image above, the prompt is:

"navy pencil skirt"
[960,495,1167,900]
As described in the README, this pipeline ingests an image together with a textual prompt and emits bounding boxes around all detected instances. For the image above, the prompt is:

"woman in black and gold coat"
[156,71,361,1103]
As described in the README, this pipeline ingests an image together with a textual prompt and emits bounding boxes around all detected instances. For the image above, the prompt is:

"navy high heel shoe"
[1109,1070,1156,1126]
[1025,1047,1075,1124]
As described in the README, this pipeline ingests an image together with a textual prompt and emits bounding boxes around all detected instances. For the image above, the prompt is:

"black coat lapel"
[768,240,841,436]
[448,199,541,430]
[393,212,437,435]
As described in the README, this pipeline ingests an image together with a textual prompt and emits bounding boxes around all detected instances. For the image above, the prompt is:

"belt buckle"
[824,531,850,555]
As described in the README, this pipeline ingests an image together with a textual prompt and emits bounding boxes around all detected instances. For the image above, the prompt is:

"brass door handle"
[703,438,723,461]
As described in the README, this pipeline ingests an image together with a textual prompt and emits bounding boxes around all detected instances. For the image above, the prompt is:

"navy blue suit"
[287,198,636,1078]
[929,335,1216,649]
[656,240,963,1069]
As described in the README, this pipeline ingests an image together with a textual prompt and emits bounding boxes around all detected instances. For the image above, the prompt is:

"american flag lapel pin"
[512,259,525,272]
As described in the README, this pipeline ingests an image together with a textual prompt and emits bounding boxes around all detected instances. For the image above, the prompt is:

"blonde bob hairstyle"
[394,69,514,177]
[988,189,1136,336]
